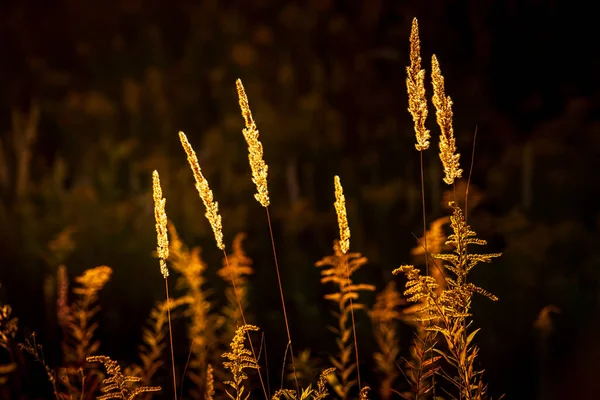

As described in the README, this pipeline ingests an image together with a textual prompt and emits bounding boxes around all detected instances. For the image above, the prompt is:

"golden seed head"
[406,17,430,152]
[431,55,462,185]
[236,79,270,207]
[152,170,169,278]
[333,175,350,254]
[179,131,225,250]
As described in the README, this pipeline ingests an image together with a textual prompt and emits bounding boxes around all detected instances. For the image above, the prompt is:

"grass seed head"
[179,131,225,250]
[236,78,270,207]
[333,175,350,254]
[431,55,462,185]
[152,170,169,278]
[406,17,430,152]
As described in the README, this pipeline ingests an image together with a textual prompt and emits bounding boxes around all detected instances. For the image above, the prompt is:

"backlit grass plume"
[406,18,430,152]
[333,176,350,254]
[221,324,260,400]
[87,355,161,400]
[179,131,224,250]
[151,170,178,400]
[152,170,169,279]
[236,79,269,208]
[431,55,462,185]
[237,78,299,393]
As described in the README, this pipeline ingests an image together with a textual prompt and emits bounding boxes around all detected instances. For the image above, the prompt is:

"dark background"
[1,0,600,398]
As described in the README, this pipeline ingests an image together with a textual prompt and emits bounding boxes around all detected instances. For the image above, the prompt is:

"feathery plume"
[406,18,430,151]
[334,176,350,254]
[236,79,270,207]
[431,55,462,185]
[152,170,169,278]
[178,131,225,250]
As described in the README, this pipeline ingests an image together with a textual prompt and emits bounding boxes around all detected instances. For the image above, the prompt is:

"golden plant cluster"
[221,324,260,400]
[0,16,505,400]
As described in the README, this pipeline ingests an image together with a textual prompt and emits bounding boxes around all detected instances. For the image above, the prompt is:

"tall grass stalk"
[179,131,268,399]
[152,170,178,400]
[236,78,299,394]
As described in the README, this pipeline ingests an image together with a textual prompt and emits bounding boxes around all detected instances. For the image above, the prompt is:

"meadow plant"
[0,16,504,400]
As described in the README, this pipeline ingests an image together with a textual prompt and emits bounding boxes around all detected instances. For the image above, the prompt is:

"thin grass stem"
[164,278,177,400]
[343,257,362,392]
[265,207,299,394]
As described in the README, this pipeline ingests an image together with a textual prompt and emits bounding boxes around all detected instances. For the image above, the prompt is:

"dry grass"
[0,16,505,400]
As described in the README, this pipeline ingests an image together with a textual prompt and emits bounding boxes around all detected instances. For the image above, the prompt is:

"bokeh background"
[1,0,600,398]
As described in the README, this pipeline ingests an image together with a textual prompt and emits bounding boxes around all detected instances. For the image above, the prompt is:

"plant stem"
[265,207,299,395]
[164,278,177,400]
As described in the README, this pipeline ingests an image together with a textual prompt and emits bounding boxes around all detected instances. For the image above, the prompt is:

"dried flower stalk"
[431,55,462,185]
[179,131,225,250]
[334,176,350,254]
[236,79,270,207]
[406,18,430,152]
[152,170,169,278]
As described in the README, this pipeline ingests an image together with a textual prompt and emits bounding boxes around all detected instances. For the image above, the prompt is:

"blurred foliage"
[0,0,599,398]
